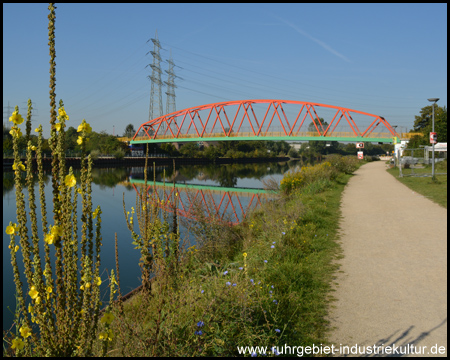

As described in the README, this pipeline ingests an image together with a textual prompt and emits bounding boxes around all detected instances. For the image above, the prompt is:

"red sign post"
[357,151,364,159]
[430,132,437,144]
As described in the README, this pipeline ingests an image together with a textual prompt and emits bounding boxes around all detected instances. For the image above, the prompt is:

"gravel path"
[328,161,447,357]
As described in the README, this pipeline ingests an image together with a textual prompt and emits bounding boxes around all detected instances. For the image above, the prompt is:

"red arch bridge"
[131,99,399,145]
[130,180,271,226]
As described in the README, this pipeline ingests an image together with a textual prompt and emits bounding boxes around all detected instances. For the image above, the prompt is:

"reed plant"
[3,4,115,356]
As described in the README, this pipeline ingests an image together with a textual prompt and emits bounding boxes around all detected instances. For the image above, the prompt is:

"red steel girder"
[133,99,397,140]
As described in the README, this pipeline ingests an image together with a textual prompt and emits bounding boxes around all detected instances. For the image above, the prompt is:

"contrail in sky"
[275,16,351,63]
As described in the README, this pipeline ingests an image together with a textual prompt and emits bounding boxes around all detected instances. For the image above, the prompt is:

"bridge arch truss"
[132,99,398,144]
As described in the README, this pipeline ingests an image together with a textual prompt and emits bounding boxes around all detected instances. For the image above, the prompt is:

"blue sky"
[3,3,447,136]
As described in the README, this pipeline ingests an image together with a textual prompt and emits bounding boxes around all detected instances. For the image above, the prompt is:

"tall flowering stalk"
[4,4,107,357]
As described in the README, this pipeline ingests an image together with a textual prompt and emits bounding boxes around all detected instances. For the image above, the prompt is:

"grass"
[386,160,447,208]
[97,158,360,357]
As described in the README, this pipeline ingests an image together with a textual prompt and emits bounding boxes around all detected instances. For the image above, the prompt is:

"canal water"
[3,160,299,331]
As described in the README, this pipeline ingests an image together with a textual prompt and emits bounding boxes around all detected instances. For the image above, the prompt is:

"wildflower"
[9,111,24,125]
[35,128,39,132]
[77,136,83,145]
[77,188,82,194]
[232,283,237,286]
[251,352,257,357]
[250,279,254,284]
[11,337,25,350]
[58,107,69,121]
[19,325,32,338]
[201,289,204,294]
[223,270,228,275]
[14,245,19,253]
[10,127,23,138]
[44,233,54,245]
[273,242,276,244]
[51,225,63,237]
[271,347,280,355]
[28,145,37,151]
[271,285,274,289]
[264,260,268,263]
[99,329,113,341]
[194,330,203,336]
[243,252,247,258]
[282,232,285,235]
[12,161,26,172]
[273,300,278,304]
[271,245,275,249]
[65,174,76,188]
[6,224,17,235]
[55,123,61,132]
[93,208,100,219]
[226,282,231,286]
[275,328,280,333]
[29,286,39,299]
[77,119,92,133]
[100,312,115,325]
[197,321,205,327]
[96,276,102,286]
[239,267,243,270]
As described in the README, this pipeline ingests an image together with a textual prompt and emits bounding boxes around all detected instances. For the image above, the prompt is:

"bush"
[113,148,125,159]
[280,162,337,194]
[326,154,359,174]
[90,149,101,160]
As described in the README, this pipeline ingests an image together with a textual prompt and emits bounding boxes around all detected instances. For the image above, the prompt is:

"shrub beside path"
[328,161,447,357]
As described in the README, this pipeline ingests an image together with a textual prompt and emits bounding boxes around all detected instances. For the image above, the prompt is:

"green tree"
[123,123,136,137]
[413,105,447,142]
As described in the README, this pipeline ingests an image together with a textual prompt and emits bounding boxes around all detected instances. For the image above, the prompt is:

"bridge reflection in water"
[128,179,272,226]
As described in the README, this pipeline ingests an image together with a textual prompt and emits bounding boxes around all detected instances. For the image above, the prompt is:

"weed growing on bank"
[3,4,117,356]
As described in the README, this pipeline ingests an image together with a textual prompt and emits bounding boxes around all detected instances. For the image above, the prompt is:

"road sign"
[430,132,437,144]
[356,142,364,149]
[357,151,364,159]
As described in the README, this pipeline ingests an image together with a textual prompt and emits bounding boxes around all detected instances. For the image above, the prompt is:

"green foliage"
[413,105,447,142]
[123,123,135,138]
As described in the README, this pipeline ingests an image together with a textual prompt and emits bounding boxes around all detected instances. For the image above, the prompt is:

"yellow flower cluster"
[44,225,63,245]
[12,161,26,172]
[77,119,92,134]
[65,174,76,188]
[9,111,24,125]
[6,223,18,235]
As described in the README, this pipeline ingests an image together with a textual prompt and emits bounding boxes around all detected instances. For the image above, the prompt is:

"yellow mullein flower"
[99,329,113,341]
[6,224,17,235]
[46,285,52,299]
[93,208,100,219]
[29,286,39,300]
[9,127,23,138]
[77,119,92,133]
[9,111,24,125]
[96,277,102,286]
[65,174,76,188]
[51,225,63,237]
[11,337,25,350]
[35,127,39,132]
[28,303,33,314]
[100,312,115,325]
[243,253,247,258]
[35,296,41,304]
[12,161,25,172]
[14,245,19,253]
[76,136,83,145]
[44,233,54,245]
[80,285,85,291]
[58,107,69,121]
[77,188,82,194]
[19,325,32,339]
[55,123,61,132]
